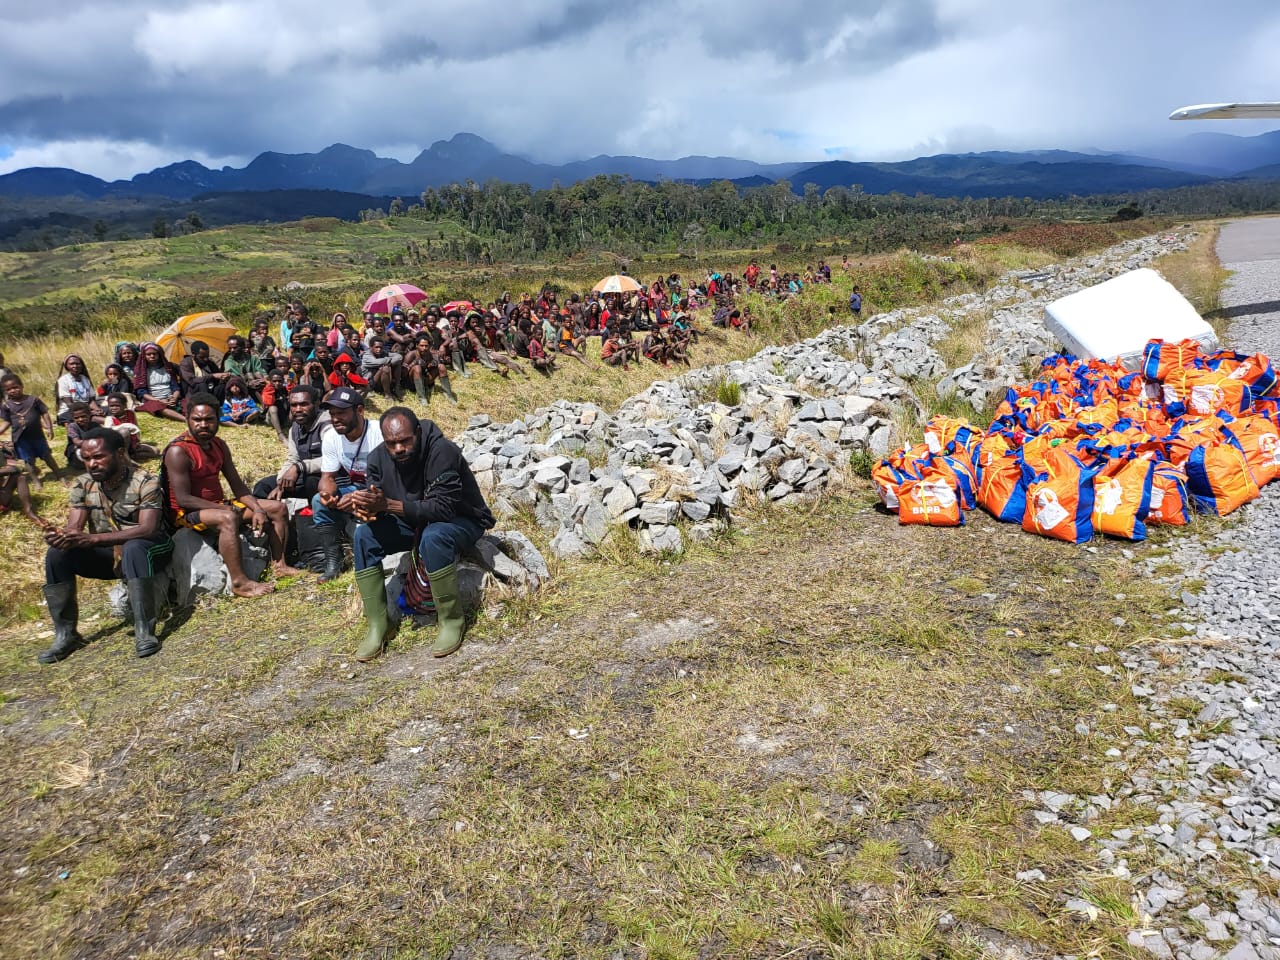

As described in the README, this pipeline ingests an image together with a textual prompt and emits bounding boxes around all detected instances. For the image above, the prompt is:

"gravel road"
[1115,219,1280,960]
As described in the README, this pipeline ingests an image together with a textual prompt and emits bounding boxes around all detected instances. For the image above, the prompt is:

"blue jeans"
[311,483,359,528]
[352,513,485,573]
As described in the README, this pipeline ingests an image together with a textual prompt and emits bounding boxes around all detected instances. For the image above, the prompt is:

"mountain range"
[4,130,1280,205]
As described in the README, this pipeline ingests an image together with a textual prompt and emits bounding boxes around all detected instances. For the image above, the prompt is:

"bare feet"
[231,579,275,598]
[272,560,305,578]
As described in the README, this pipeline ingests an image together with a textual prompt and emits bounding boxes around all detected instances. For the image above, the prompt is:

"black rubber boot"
[451,349,471,378]
[413,374,429,402]
[316,523,344,583]
[439,376,459,404]
[127,577,162,658]
[38,581,83,664]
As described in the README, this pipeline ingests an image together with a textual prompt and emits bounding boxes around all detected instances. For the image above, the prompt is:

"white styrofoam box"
[1044,268,1218,372]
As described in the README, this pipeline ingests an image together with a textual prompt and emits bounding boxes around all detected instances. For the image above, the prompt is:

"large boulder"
[157,528,270,608]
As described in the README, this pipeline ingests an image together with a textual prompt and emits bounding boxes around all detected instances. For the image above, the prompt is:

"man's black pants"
[45,535,174,584]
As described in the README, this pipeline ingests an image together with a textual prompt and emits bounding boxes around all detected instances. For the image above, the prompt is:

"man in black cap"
[347,407,494,661]
[311,386,383,582]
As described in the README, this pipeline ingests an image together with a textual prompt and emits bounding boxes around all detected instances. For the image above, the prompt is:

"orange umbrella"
[157,310,236,363]
[592,274,641,294]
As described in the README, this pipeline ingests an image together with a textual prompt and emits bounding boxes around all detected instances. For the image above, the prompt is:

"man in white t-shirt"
[310,387,384,581]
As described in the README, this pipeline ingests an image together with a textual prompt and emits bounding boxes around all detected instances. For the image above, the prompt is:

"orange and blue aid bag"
[898,472,964,526]
[1220,413,1280,486]
[1184,439,1260,516]
[1141,338,1205,382]
[1020,450,1098,543]
[1146,459,1191,527]
[1091,456,1155,541]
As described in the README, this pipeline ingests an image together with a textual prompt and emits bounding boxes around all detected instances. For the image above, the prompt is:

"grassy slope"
[0,220,1254,959]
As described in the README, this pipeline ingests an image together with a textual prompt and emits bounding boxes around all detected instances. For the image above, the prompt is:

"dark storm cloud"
[696,0,950,71]
[0,0,1277,180]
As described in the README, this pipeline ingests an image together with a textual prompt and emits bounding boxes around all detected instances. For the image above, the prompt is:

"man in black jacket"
[348,407,494,661]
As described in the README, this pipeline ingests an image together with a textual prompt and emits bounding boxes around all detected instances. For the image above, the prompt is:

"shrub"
[716,379,741,407]
[849,447,877,479]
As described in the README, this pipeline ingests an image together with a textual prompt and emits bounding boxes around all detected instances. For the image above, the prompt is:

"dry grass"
[0,488,1185,960]
[1152,223,1231,339]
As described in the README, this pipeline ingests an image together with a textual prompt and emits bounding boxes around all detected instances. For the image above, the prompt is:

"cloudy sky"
[1,0,1278,180]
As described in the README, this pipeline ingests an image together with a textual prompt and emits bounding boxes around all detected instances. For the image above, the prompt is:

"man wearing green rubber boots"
[348,407,494,661]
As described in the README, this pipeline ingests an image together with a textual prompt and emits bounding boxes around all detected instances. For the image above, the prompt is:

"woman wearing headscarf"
[55,354,98,423]
[132,342,187,422]
[113,342,140,381]
[327,313,348,354]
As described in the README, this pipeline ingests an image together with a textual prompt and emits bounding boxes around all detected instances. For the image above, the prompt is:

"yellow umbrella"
[592,274,642,294]
[157,310,236,364]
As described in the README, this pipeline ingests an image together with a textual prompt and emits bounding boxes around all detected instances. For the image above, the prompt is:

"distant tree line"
[347,175,1280,259]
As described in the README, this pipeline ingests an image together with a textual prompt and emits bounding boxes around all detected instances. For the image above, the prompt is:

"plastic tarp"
[1044,268,1217,372]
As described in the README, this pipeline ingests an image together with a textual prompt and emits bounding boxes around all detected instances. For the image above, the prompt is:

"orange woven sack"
[1142,338,1204,382]
[977,452,1026,522]
[1176,369,1252,417]
[1221,415,1280,487]
[1092,457,1155,541]
[923,415,981,458]
[1021,451,1097,543]
[1147,461,1191,526]
[898,475,963,526]
[1185,441,1260,516]
[1165,417,1225,466]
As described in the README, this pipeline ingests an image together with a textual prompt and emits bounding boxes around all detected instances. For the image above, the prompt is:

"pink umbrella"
[363,283,427,315]
[442,299,474,315]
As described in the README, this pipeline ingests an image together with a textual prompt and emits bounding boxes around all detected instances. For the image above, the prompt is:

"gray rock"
[869,425,894,456]
[549,527,591,559]
[580,498,610,545]
[638,524,683,554]
[604,484,638,519]
[682,500,712,522]
[715,448,746,475]
[638,501,679,525]
[161,528,269,607]
[489,530,550,586]
[777,458,807,485]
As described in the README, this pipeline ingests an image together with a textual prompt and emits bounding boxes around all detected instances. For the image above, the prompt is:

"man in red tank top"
[163,393,301,597]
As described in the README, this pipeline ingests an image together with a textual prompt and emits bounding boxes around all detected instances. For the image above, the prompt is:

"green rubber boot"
[426,562,466,658]
[413,373,429,402]
[354,565,392,662]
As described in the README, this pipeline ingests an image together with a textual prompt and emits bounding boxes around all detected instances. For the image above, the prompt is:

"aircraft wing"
[1170,102,1280,120]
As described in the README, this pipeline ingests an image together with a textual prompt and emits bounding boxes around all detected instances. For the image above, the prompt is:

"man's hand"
[351,486,386,522]
[45,528,92,549]
[317,487,341,509]
[250,505,267,535]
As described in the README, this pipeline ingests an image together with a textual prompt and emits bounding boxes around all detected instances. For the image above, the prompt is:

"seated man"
[39,428,174,662]
[178,340,230,398]
[348,407,495,661]
[361,337,403,400]
[221,335,268,401]
[311,387,384,582]
[163,393,300,598]
[252,384,332,503]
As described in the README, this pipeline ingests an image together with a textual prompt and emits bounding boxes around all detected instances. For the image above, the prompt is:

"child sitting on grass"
[0,373,61,487]
[220,377,262,426]
[64,402,96,470]
[102,393,158,461]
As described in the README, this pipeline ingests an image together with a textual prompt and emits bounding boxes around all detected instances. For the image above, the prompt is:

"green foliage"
[849,448,877,479]
[716,379,741,407]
